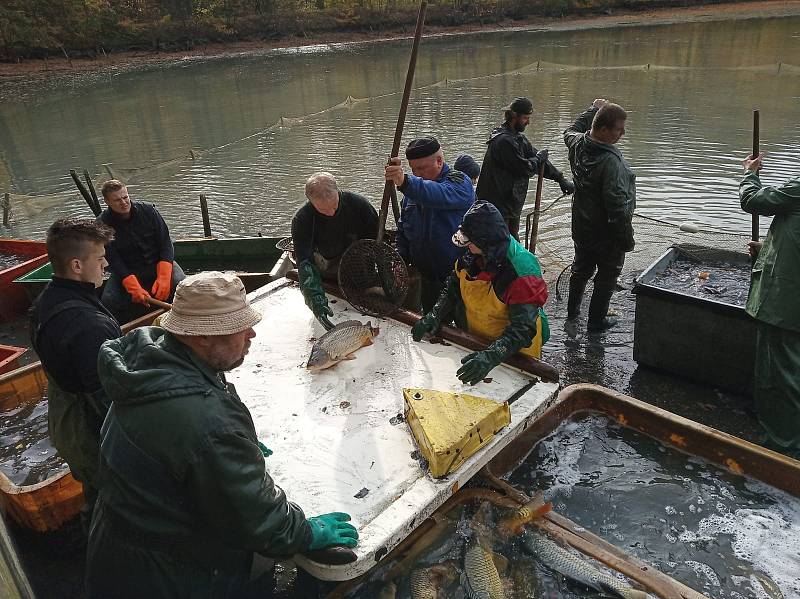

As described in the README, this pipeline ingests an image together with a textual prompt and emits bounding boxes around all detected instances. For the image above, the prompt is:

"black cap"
[454,154,481,180]
[505,97,533,115]
[405,137,441,160]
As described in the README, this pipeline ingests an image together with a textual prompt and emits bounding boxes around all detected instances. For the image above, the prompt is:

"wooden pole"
[83,169,102,215]
[751,109,760,252]
[145,297,172,310]
[199,194,212,238]
[377,0,427,244]
[529,162,545,252]
[70,169,100,216]
[2,193,10,227]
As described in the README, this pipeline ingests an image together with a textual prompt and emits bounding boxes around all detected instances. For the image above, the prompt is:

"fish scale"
[522,530,649,599]
[306,320,379,371]
[462,536,505,599]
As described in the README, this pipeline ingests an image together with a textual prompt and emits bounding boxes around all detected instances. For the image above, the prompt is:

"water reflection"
[1,16,799,241]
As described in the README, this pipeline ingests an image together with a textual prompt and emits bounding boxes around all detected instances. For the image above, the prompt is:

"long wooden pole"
[83,169,102,215]
[376,0,427,243]
[2,193,9,227]
[145,297,172,310]
[751,110,760,252]
[529,162,545,252]
[199,194,212,237]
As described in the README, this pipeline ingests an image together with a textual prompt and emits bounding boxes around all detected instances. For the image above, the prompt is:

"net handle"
[377,0,427,243]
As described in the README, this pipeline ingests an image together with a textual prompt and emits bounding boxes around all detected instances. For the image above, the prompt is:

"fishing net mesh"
[338,239,411,317]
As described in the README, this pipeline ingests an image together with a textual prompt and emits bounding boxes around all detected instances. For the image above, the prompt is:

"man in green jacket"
[740,152,800,452]
[563,99,636,332]
[86,272,358,598]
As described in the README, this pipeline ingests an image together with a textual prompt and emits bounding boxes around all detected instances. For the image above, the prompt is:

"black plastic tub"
[632,246,755,396]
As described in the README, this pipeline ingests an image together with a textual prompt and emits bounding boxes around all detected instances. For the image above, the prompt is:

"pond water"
[0,252,28,271]
[0,397,67,487]
[1,16,799,245]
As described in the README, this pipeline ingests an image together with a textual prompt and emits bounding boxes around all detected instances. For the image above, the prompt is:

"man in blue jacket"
[385,136,475,312]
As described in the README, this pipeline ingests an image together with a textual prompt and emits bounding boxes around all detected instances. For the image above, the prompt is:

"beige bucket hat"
[160,271,262,336]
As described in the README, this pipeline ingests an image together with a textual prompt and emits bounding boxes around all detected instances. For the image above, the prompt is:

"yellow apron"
[456,267,544,359]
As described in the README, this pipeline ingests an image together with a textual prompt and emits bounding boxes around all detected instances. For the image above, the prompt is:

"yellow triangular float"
[403,388,511,478]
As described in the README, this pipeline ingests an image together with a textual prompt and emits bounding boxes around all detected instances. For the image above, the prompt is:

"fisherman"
[740,151,800,453]
[476,97,574,239]
[30,217,121,529]
[86,271,358,598]
[98,179,185,323]
[385,136,475,312]
[563,98,635,332]
[292,171,378,330]
[454,154,482,186]
[411,201,549,385]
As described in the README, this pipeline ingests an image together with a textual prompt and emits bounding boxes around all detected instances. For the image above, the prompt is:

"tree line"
[0,0,736,62]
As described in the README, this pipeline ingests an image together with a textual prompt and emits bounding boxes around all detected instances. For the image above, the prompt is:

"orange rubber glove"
[122,274,151,305]
[151,261,173,301]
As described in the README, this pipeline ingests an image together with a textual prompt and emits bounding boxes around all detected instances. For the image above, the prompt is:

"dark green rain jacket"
[86,327,311,599]
[564,106,636,253]
[740,171,800,333]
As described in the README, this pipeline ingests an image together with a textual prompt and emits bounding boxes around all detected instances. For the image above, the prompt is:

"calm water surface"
[1,16,799,242]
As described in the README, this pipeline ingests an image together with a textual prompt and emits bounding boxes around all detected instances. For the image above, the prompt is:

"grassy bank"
[0,0,764,62]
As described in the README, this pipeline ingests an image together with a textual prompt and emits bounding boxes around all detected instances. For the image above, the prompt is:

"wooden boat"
[0,239,48,322]
[0,344,26,376]
[330,383,800,597]
[13,235,291,300]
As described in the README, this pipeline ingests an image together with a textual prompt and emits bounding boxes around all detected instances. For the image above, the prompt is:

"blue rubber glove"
[307,512,359,550]
[258,441,272,457]
[456,350,502,385]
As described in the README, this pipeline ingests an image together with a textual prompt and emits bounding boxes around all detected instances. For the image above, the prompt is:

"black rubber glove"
[558,177,575,195]
[535,148,549,165]
[410,274,458,342]
[297,260,334,330]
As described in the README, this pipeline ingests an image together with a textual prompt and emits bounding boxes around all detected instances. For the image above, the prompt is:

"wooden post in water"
[528,162,545,253]
[199,194,212,238]
[2,193,10,227]
[70,169,100,216]
[83,169,102,215]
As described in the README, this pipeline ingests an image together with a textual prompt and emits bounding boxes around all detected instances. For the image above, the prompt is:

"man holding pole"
[563,99,635,332]
[385,136,475,312]
[98,179,185,323]
[477,97,574,240]
[740,152,800,452]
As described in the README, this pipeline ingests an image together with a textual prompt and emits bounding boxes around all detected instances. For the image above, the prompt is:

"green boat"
[14,235,292,299]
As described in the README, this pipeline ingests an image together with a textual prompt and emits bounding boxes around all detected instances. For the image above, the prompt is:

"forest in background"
[0,0,744,61]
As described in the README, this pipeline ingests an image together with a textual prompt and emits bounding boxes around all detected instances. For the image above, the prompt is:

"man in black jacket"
[477,97,574,239]
[563,99,636,332]
[292,172,378,329]
[98,179,184,323]
[30,217,122,527]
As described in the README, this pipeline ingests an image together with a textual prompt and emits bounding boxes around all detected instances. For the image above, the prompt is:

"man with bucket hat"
[385,135,475,312]
[86,271,358,598]
[411,201,550,385]
[477,97,574,239]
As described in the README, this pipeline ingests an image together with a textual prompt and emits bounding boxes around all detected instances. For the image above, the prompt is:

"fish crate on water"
[632,246,755,396]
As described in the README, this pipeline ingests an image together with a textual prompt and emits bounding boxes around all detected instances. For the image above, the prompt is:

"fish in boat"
[521,530,649,599]
[409,562,458,599]
[306,320,379,371]
[461,530,505,599]
[498,491,552,536]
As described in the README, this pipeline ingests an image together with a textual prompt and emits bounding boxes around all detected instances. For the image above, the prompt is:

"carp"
[306,320,379,372]
[521,530,649,599]
[462,532,505,599]
[409,563,458,599]
[498,491,552,536]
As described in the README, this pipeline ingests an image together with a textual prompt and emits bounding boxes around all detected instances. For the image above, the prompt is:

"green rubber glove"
[411,315,438,342]
[307,512,359,550]
[456,350,503,385]
[298,260,334,330]
[258,441,272,457]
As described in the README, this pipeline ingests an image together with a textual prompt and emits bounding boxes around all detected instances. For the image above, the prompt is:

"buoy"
[679,222,700,233]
